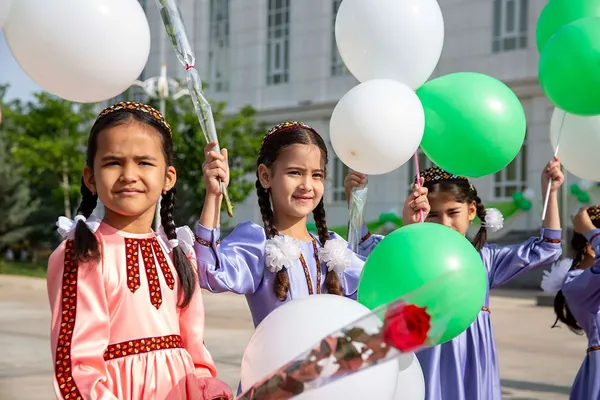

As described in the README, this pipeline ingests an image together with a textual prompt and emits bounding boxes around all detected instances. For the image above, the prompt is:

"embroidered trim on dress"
[195,235,220,247]
[481,306,491,313]
[360,232,372,244]
[589,232,600,243]
[543,237,561,244]
[125,237,175,309]
[103,335,184,361]
[54,240,83,400]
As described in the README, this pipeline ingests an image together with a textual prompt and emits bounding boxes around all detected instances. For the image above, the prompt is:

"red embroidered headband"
[97,101,172,136]
[261,120,318,147]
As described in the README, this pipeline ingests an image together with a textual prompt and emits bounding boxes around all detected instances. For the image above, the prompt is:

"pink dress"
[47,222,217,400]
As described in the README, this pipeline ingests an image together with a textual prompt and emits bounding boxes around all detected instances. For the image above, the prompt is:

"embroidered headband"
[97,101,172,136]
[261,120,318,147]
[415,166,470,186]
[588,205,600,221]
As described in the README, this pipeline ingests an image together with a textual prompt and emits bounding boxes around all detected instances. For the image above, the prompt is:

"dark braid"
[472,194,488,251]
[256,180,290,301]
[551,232,589,334]
[73,178,100,262]
[160,187,196,308]
[313,199,343,296]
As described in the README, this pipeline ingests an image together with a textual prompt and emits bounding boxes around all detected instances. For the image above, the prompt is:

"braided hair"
[257,122,343,301]
[73,102,196,307]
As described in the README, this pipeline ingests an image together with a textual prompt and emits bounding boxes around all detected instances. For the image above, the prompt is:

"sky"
[0,31,42,101]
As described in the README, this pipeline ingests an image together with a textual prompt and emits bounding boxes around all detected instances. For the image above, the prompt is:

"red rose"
[382,303,431,352]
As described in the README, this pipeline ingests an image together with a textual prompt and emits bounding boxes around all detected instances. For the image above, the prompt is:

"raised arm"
[486,229,562,288]
[47,240,117,399]
[194,221,266,295]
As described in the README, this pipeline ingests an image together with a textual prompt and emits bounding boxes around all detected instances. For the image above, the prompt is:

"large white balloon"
[4,0,150,103]
[335,0,444,89]
[393,353,425,400]
[330,79,425,175]
[550,108,600,181]
[0,0,12,29]
[241,295,399,399]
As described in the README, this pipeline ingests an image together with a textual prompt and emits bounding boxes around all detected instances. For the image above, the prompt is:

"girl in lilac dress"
[542,206,600,400]
[194,121,429,328]
[344,159,564,400]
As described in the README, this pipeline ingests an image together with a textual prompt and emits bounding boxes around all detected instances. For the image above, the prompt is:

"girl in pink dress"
[46,101,232,400]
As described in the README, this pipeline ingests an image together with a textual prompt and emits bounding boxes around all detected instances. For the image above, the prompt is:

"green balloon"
[512,192,525,203]
[539,17,600,116]
[536,0,600,51]
[578,192,591,204]
[570,184,582,195]
[357,223,487,344]
[417,73,526,178]
[520,200,532,211]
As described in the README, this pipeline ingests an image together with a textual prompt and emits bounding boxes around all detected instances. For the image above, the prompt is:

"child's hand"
[202,141,230,198]
[402,178,430,225]
[344,170,368,207]
[198,377,233,400]
[573,207,596,236]
[542,156,564,193]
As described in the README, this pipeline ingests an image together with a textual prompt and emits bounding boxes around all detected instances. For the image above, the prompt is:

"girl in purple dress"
[542,206,600,400]
[194,121,428,328]
[344,159,564,400]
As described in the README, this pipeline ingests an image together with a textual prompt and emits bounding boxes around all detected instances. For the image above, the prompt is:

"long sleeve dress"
[357,225,562,400]
[561,229,600,400]
[194,221,365,327]
[47,222,217,400]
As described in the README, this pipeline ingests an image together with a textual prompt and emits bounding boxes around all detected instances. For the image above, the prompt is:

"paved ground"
[0,276,587,399]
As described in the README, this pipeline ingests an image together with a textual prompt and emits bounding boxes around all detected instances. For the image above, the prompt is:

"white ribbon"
[56,215,102,239]
[158,225,194,255]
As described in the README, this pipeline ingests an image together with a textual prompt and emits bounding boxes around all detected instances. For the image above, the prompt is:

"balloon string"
[541,111,566,221]
[414,151,425,223]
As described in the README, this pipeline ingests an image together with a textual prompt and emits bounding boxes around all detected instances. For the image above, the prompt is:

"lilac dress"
[561,229,600,400]
[194,221,365,327]
[358,226,562,400]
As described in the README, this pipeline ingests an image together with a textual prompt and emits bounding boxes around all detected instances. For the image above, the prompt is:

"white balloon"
[330,79,425,175]
[4,0,150,103]
[335,0,444,89]
[0,0,12,29]
[393,353,425,400]
[550,108,600,181]
[241,295,399,399]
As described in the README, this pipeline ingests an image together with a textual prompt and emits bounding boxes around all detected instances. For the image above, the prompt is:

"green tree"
[6,92,96,219]
[152,97,266,225]
[0,125,39,247]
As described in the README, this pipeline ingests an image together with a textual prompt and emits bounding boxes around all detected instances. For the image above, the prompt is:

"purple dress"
[561,229,600,400]
[194,221,365,327]
[358,226,562,400]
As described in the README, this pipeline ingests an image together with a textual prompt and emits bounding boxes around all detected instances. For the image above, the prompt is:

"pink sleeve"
[179,249,217,379]
[47,240,117,400]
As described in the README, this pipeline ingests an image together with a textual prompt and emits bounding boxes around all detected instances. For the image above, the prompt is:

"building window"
[331,155,350,203]
[407,149,433,193]
[208,0,230,92]
[494,136,528,199]
[266,0,290,85]
[331,0,347,76]
[493,0,528,52]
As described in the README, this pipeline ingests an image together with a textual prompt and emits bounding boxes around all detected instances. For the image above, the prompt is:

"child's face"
[83,123,176,223]
[258,144,326,221]
[426,194,477,236]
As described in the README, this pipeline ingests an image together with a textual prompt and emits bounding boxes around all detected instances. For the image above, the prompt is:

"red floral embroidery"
[151,239,175,290]
[195,235,220,247]
[103,335,184,361]
[382,304,431,352]
[543,237,561,244]
[140,239,162,309]
[54,240,83,399]
[125,238,141,293]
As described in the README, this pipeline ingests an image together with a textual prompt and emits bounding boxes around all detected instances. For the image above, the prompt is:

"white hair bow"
[56,215,102,239]
[157,225,195,255]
